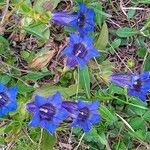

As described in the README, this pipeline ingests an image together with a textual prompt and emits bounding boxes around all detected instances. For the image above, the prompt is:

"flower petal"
[0,107,8,117]
[89,114,101,124]
[70,33,80,44]
[0,83,6,93]
[63,45,73,55]
[128,89,146,102]
[52,12,77,27]
[110,74,132,88]
[40,120,56,134]
[35,95,47,107]
[78,2,87,13]
[6,102,17,111]
[77,57,87,68]
[6,86,18,102]
[53,108,68,125]
[51,92,62,108]
[26,102,37,113]
[29,114,40,127]
[89,100,99,111]
[66,56,78,68]
[79,120,92,133]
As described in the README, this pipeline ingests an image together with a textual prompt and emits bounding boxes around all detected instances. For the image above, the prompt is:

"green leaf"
[129,117,145,130]
[144,55,150,71]
[131,0,150,4]
[84,128,107,145]
[79,67,90,99]
[109,84,125,95]
[113,140,126,150]
[137,48,147,59]
[0,35,9,54]
[36,84,82,98]
[17,80,34,94]
[128,97,147,115]
[40,130,56,150]
[143,110,150,122]
[108,38,121,53]
[100,105,117,123]
[24,23,50,40]
[0,75,11,84]
[116,27,138,37]
[90,2,106,27]
[96,22,108,50]
[24,72,51,81]
[127,9,136,19]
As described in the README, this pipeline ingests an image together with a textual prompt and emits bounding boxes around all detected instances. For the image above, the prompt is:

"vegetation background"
[0,0,150,149]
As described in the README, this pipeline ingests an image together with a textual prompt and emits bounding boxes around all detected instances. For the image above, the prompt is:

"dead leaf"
[28,49,55,68]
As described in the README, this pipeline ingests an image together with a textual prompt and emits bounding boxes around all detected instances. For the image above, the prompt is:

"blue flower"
[26,92,68,134]
[63,100,101,133]
[71,3,95,35]
[51,3,95,34]
[64,33,99,68]
[0,83,18,117]
[51,12,77,27]
[110,72,150,102]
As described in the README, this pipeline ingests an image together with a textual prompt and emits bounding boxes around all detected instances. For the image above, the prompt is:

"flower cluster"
[0,83,101,134]
[51,3,100,68]
[110,72,150,102]
[26,92,101,134]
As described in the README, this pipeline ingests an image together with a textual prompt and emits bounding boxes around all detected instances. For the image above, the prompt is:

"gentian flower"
[26,92,68,134]
[51,3,95,34]
[0,83,18,117]
[62,100,101,133]
[64,33,99,68]
[110,72,150,102]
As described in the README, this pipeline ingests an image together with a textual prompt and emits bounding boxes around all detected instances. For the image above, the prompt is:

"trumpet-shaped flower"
[64,33,99,68]
[62,100,101,133]
[51,3,95,34]
[0,83,18,117]
[26,92,68,134]
[110,72,150,102]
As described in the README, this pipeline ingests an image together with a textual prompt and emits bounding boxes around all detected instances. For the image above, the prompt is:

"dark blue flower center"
[78,107,89,121]
[133,79,142,91]
[39,103,56,121]
[73,43,87,58]
[78,13,86,27]
[0,92,9,107]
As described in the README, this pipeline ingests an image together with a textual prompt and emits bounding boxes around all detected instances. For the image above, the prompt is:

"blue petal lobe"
[89,114,101,124]
[0,83,6,93]
[77,58,87,68]
[63,45,73,55]
[70,34,80,43]
[26,102,37,113]
[6,102,17,111]
[35,95,47,107]
[89,100,99,111]
[53,108,68,125]
[128,89,146,102]
[29,114,40,127]
[6,86,17,101]
[79,120,92,133]
[66,56,78,68]
[51,92,62,107]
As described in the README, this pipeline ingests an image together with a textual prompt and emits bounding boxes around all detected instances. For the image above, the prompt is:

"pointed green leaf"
[79,67,90,99]
[96,22,108,50]
[40,130,56,150]
[116,27,138,37]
